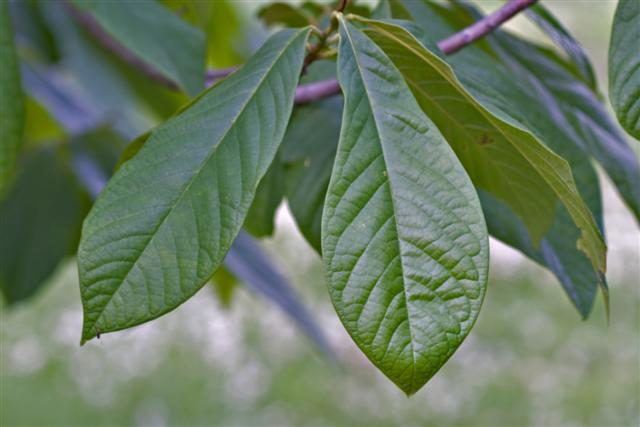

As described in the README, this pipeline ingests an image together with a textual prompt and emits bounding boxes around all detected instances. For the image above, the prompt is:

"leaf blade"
[78,28,310,344]
[71,0,206,95]
[323,19,489,395]
[609,0,640,140]
[358,17,606,278]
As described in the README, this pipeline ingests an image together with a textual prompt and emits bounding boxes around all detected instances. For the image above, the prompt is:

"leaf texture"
[609,0,640,139]
[0,1,25,195]
[78,28,311,344]
[359,17,606,283]
[322,19,489,395]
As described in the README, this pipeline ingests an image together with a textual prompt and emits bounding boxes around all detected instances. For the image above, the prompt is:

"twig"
[70,0,537,105]
[437,0,539,55]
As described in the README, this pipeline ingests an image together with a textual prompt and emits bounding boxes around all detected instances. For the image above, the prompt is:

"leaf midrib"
[364,21,604,273]
[83,30,306,337]
[340,21,418,393]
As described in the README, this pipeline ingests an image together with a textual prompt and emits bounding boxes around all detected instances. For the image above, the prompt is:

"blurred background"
[1,1,639,426]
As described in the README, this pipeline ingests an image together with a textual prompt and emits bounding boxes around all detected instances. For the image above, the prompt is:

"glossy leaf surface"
[609,0,640,139]
[323,19,489,395]
[78,28,310,344]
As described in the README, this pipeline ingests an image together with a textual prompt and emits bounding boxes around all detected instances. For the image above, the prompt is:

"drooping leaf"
[487,25,640,223]
[359,18,606,279]
[0,146,89,304]
[525,3,597,90]
[244,152,285,237]
[225,231,333,356]
[70,0,206,96]
[609,0,640,140]
[77,28,311,344]
[323,19,489,395]
[0,1,25,195]
[33,2,159,139]
[385,1,616,315]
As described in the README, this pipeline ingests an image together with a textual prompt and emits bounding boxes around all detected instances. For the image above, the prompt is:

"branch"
[437,0,539,55]
[70,0,537,105]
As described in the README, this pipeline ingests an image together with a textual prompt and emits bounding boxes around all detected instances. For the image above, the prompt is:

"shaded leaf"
[71,0,206,96]
[323,19,489,395]
[282,60,340,253]
[78,28,311,344]
[0,1,25,195]
[244,152,285,237]
[609,0,640,140]
[0,146,89,304]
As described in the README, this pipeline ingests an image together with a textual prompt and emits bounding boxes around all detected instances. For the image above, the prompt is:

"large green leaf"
[609,0,640,140]
[78,28,311,344]
[71,0,206,96]
[0,146,89,304]
[0,1,25,195]
[323,18,488,395]
[358,18,606,278]
[384,1,618,315]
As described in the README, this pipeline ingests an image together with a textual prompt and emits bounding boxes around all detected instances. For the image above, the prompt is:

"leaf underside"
[322,19,489,395]
[78,28,310,344]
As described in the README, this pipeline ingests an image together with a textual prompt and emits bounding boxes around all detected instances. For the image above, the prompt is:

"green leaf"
[385,1,620,315]
[323,19,489,395]
[487,24,640,224]
[526,3,597,90]
[282,60,340,253]
[77,28,311,344]
[0,1,25,196]
[609,0,640,140]
[358,17,606,279]
[244,152,285,237]
[0,146,89,304]
[258,2,315,28]
[71,0,206,96]
[283,97,341,253]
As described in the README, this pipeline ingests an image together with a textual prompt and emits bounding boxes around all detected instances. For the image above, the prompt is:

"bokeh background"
[2,1,639,426]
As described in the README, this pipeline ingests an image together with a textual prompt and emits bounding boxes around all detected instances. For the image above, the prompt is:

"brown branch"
[69,0,537,105]
[437,0,539,55]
